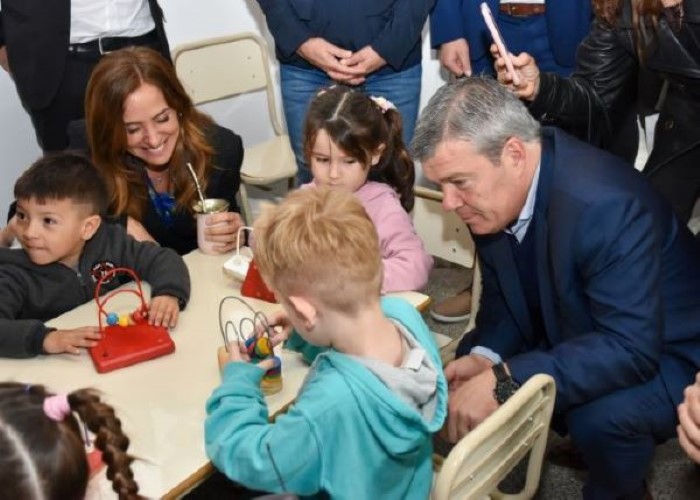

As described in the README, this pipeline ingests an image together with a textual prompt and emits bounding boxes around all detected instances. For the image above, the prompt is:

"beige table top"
[0,250,435,498]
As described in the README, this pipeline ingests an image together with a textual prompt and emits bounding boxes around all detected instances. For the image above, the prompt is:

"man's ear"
[370,144,386,167]
[501,136,527,171]
[81,214,102,241]
[288,295,318,331]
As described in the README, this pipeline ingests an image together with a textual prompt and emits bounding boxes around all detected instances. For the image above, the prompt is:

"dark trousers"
[564,374,679,499]
[26,36,164,152]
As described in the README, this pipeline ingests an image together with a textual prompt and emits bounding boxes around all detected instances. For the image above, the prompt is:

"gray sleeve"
[108,225,191,308]
[0,270,51,358]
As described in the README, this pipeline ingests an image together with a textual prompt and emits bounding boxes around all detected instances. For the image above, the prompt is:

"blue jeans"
[280,63,422,184]
[472,13,573,77]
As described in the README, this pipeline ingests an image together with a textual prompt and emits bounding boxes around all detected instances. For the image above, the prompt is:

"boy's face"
[14,197,100,268]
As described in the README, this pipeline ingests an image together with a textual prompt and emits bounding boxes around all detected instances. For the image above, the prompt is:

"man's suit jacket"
[0,0,170,110]
[430,0,591,69]
[462,128,700,413]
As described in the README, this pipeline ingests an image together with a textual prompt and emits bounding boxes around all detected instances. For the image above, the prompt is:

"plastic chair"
[172,32,297,224]
[432,374,556,500]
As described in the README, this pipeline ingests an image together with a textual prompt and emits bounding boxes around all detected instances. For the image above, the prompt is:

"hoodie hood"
[311,297,447,458]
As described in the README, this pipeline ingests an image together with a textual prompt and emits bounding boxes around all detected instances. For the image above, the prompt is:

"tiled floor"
[424,260,700,499]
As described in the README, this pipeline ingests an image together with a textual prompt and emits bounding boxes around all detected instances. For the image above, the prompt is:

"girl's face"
[309,129,381,193]
[122,82,180,167]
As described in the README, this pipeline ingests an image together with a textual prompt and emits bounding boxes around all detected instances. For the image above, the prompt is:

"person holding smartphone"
[495,0,700,228]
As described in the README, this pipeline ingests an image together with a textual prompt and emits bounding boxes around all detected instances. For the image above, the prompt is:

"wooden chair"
[172,32,297,224]
[432,374,556,500]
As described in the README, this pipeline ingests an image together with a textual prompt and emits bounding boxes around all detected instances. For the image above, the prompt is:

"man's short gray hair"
[411,77,541,164]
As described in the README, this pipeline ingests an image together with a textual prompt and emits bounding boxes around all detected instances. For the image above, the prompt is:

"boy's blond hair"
[254,187,382,314]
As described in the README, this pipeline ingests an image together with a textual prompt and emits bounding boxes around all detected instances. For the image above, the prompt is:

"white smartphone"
[480,2,521,86]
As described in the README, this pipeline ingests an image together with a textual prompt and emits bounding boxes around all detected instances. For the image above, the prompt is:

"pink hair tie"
[43,394,71,421]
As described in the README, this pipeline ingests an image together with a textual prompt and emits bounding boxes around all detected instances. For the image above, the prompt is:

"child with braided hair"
[0,382,140,499]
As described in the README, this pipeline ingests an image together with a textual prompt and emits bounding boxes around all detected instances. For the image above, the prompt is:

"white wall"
[0,0,447,220]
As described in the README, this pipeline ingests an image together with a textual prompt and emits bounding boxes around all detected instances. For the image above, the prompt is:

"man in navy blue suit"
[412,78,700,499]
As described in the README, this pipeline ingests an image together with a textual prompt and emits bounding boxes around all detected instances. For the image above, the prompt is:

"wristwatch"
[492,363,520,404]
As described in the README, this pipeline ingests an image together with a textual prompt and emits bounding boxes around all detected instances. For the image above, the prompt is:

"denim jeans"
[280,63,422,184]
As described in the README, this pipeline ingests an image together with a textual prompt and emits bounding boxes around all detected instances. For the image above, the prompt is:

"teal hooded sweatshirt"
[205,296,448,499]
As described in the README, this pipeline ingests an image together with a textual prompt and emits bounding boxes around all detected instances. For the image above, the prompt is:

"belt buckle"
[98,37,111,56]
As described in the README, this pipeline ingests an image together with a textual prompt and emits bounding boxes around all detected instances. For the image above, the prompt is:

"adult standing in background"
[495,0,700,226]
[430,0,591,78]
[256,0,434,183]
[0,0,169,151]
[427,0,592,324]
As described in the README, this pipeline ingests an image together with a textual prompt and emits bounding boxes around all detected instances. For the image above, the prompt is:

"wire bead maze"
[218,296,283,395]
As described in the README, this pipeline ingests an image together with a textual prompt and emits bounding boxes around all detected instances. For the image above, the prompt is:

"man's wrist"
[492,362,520,404]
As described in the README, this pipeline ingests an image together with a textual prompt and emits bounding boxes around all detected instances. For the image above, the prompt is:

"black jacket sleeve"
[106,224,191,308]
[207,124,243,215]
[0,268,52,358]
[528,19,638,147]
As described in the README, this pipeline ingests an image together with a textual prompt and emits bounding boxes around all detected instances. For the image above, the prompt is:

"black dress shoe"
[546,439,588,470]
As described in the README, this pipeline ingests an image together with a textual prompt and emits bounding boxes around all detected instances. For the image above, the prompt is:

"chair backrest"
[172,32,285,136]
[413,186,475,269]
[432,374,556,500]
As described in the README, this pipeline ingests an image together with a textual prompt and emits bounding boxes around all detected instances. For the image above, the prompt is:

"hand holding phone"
[480,2,521,86]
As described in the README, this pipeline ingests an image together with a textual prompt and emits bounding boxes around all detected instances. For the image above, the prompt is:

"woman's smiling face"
[122,82,180,166]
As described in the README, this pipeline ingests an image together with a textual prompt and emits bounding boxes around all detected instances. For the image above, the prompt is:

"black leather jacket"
[529,0,700,175]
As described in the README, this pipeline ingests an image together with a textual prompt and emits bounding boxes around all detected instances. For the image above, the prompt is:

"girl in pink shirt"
[301,86,432,293]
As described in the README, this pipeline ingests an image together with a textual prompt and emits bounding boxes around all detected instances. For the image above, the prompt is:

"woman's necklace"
[146,167,170,188]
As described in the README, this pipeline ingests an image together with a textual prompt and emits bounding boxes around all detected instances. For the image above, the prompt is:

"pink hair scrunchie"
[43,394,71,422]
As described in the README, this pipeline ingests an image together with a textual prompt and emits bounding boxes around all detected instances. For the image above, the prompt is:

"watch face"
[494,380,520,405]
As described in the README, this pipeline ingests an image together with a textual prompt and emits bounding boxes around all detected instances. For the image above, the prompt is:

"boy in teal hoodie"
[205,187,447,499]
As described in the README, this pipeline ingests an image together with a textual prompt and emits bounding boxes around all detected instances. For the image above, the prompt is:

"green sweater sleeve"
[204,362,322,495]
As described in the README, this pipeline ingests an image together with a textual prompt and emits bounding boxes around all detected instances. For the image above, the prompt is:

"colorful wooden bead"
[118,315,130,327]
[106,312,119,326]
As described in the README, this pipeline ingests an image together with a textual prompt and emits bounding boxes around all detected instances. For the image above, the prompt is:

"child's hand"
[149,295,180,328]
[217,342,278,372]
[43,327,102,355]
[257,311,292,347]
[217,342,249,371]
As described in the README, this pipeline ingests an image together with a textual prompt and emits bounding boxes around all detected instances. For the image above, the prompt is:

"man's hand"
[297,37,365,82]
[126,216,157,244]
[491,45,540,101]
[446,366,499,442]
[148,295,180,328]
[678,372,700,464]
[444,353,494,391]
[338,45,386,84]
[43,327,102,355]
[439,39,471,77]
[0,46,10,73]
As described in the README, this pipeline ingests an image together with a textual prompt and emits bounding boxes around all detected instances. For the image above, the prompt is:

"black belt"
[67,29,159,58]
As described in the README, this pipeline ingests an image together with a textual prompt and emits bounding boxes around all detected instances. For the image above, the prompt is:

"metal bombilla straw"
[186,162,208,213]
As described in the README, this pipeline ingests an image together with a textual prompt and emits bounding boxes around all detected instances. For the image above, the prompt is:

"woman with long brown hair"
[495,0,700,227]
[85,46,244,254]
